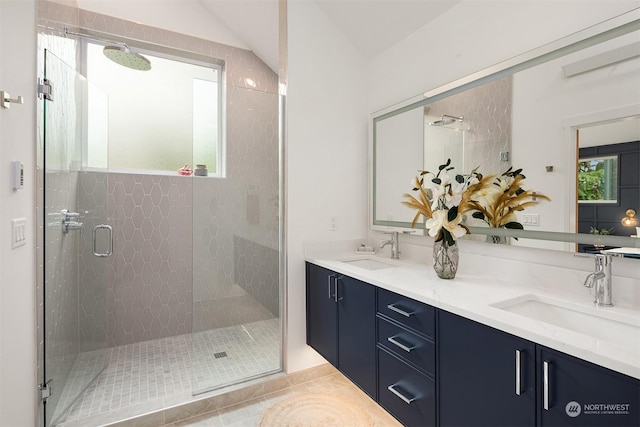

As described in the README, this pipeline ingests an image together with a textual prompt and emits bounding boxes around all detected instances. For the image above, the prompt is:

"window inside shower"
[84,42,223,176]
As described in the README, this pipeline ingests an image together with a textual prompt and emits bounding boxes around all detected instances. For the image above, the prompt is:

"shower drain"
[214,351,228,359]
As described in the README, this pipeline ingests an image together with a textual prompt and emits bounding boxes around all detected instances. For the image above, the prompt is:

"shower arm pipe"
[38,25,132,50]
[64,27,132,49]
[441,114,464,122]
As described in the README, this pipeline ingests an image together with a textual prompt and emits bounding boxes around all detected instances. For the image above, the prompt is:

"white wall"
[367,0,640,113]
[0,0,38,425]
[286,0,368,372]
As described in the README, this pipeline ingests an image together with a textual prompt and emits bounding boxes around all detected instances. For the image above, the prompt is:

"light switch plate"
[11,218,27,248]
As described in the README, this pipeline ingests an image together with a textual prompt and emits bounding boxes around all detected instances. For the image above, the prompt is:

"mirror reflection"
[372,16,640,255]
[577,116,640,257]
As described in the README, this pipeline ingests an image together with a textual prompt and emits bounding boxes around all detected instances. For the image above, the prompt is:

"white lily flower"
[425,210,467,240]
[424,210,446,238]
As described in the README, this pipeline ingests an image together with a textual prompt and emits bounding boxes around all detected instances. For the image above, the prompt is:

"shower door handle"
[93,224,113,257]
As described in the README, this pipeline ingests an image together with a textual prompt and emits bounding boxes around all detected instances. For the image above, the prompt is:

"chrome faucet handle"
[61,209,84,235]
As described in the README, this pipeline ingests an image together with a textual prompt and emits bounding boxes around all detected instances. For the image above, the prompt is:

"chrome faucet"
[379,232,400,259]
[583,254,613,307]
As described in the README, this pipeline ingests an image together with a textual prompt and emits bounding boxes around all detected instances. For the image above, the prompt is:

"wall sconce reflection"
[620,208,638,227]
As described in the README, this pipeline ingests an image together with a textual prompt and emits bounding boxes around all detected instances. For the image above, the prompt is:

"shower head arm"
[38,25,152,71]
[62,27,129,50]
[441,114,464,122]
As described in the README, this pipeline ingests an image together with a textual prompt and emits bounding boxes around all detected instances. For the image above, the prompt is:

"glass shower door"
[43,49,110,426]
[191,85,283,394]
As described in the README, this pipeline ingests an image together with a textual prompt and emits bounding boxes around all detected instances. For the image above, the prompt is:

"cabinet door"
[305,263,338,366]
[538,346,640,427]
[439,310,535,427]
[338,275,377,398]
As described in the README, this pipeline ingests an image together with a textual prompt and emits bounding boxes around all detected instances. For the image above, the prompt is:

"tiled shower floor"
[55,318,280,425]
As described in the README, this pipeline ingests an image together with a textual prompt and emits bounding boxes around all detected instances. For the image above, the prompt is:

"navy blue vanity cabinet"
[377,288,437,426]
[306,263,338,366]
[537,346,640,427]
[305,262,377,398]
[438,310,536,427]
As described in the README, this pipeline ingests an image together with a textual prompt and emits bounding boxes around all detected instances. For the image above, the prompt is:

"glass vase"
[432,239,459,279]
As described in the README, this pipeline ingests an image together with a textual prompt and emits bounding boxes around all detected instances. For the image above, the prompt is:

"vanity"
[305,249,640,426]
[304,10,640,426]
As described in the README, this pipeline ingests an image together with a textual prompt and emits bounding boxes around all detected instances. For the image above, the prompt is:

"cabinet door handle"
[387,384,417,405]
[334,275,343,302]
[543,360,550,410]
[387,335,416,353]
[387,303,416,317]
[327,274,336,300]
[515,349,522,396]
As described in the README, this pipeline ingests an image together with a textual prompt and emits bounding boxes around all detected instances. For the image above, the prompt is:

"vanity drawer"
[378,288,435,339]
[378,347,436,427]
[377,316,435,376]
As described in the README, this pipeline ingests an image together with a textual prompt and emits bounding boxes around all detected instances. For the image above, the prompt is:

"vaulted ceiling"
[201,0,461,72]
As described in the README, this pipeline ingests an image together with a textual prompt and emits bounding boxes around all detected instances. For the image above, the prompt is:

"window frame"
[80,38,226,178]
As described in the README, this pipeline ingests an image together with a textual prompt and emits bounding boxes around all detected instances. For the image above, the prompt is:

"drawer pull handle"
[387,303,416,317]
[387,336,416,353]
[387,384,416,405]
[543,361,550,410]
[515,349,521,396]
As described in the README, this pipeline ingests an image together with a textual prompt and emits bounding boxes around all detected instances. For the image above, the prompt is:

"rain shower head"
[103,45,151,71]
[60,27,152,71]
[429,114,464,126]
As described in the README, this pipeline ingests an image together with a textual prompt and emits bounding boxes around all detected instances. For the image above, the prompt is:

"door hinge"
[37,78,53,101]
[39,379,53,404]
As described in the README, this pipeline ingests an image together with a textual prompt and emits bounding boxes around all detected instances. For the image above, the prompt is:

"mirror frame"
[370,8,640,250]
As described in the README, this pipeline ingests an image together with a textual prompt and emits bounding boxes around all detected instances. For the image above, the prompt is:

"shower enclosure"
[38,25,283,426]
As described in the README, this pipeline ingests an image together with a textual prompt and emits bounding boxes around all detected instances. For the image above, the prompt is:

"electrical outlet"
[329,216,338,231]
[522,213,540,226]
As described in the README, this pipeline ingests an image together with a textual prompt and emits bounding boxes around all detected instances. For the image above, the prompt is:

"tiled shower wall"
[79,172,194,347]
[41,0,280,347]
[426,75,512,175]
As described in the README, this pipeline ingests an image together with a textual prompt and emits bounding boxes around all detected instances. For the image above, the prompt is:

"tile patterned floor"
[163,371,403,427]
[56,319,280,425]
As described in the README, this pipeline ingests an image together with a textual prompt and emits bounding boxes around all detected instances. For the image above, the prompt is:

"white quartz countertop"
[305,249,640,380]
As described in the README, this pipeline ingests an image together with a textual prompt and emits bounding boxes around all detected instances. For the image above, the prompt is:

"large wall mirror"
[371,9,640,256]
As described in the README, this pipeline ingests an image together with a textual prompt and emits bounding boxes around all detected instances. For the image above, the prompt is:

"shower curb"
[60,364,336,427]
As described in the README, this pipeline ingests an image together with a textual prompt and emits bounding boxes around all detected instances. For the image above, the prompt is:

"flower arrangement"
[402,163,550,244]
[401,159,494,246]
[466,166,550,235]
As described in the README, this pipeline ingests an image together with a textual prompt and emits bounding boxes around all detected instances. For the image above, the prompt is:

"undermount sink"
[492,294,640,350]
[340,257,398,271]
